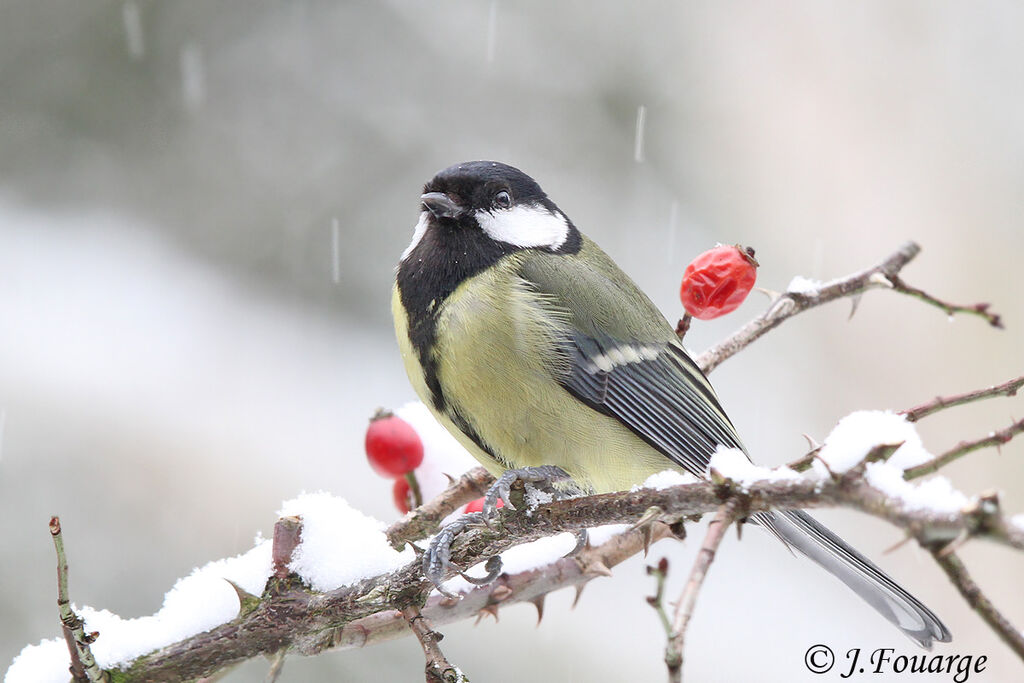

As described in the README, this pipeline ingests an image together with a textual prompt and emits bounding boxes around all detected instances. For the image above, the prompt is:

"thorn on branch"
[474,604,500,624]
[571,582,586,608]
[788,436,823,473]
[630,506,666,556]
[529,595,546,625]
[225,580,261,617]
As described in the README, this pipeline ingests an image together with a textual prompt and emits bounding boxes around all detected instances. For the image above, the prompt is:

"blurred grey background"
[2,1,1023,681]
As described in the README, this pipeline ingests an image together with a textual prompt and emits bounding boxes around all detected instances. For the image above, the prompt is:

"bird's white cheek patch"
[401,212,430,261]
[475,205,570,250]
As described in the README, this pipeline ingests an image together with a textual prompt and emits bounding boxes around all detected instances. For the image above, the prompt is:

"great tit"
[392,160,951,648]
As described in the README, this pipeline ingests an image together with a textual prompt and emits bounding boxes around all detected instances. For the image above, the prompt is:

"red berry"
[464,497,504,513]
[679,245,759,320]
[365,411,424,478]
[393,478,414,514]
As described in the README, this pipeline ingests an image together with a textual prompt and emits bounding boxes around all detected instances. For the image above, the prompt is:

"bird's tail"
[754,509,951,648]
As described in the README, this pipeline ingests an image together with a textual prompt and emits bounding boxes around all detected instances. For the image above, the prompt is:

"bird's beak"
[421,192,463,219]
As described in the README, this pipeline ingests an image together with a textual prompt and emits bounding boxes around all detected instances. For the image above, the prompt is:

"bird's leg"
[422,465,575,591]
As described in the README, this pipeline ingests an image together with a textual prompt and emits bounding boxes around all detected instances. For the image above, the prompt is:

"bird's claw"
[422,466,575,593]
[483,465,573,517]
[422,512,485,590]
[565,528,589,557]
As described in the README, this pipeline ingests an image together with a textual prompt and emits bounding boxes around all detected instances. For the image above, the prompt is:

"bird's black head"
[420,161,549,222]
[401,161,581,262]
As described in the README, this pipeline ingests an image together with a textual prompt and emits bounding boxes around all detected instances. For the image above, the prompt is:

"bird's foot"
[483,465,573,517]
[422,465,574,592]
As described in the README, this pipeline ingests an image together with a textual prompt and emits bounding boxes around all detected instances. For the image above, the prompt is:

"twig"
[645,557,672,635]
[674,314,693,341]
[50,517,108,683]
[930,550,1024,659]
[264,650,286,683]
[904,417,1024,480]
[901,374,1024,422]
[696,242,921,373]
[695,242,1002,374]
[387,467,494,548]
[272,516,303,579]
[888,275,1003,329]
[401,605,467,682]
[665,500,742,683]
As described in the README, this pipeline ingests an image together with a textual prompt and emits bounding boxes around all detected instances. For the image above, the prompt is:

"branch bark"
[400,606,466,683]
[665,501,742,683]
[902,374,1024,422]
[931,550,1024,659]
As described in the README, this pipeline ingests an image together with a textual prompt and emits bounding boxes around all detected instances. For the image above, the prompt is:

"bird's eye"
[493,190,512,209]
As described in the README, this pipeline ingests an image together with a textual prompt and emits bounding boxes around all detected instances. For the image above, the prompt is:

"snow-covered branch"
[8,243,1019,682]
[42,440,1020,683]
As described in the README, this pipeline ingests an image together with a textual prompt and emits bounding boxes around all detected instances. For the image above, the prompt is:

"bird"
[391,160,951,648]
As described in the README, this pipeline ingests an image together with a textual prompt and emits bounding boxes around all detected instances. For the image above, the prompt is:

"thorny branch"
[400,606,467,683]
[931,549,1024,660]
[101,451,1024,682]
[693,241,1002,374]
[34,243,1020,682]
[904,417,1024,480]
[665,501,743,683]
[902,374,1024,422]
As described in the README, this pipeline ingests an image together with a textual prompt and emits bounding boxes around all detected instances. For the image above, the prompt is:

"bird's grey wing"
[518,247,744,478]
[518,249,951,648]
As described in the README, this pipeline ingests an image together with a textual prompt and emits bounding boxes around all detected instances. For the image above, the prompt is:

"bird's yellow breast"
[392,255,680,493]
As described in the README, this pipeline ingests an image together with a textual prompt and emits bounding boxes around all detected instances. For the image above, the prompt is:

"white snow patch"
[5,539,273,680]
[587,524,632,546]
[1009,514,1024,533]
[813,411,933,475]
[441,532,580,594]
[787,275,822,295]
[709,447,803,490]
[525,486,555,512]
[5,640,69,683]
[636,469,693,491]
[863,463,970,515]
[280,492,414,592]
